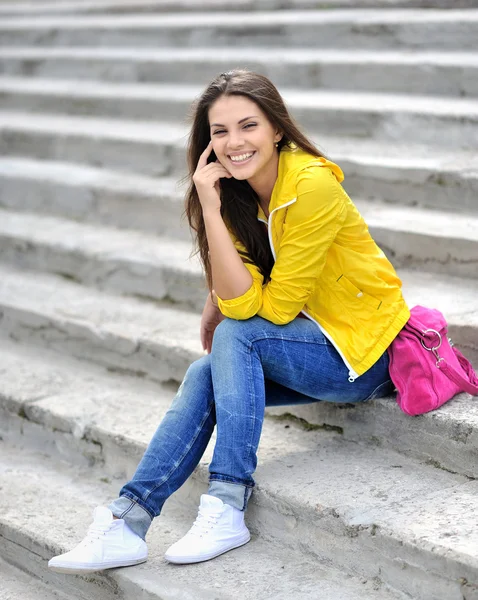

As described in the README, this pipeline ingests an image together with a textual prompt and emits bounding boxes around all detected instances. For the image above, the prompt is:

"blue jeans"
[109,316,393,539]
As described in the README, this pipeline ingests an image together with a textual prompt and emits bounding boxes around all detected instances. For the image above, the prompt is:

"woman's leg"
[109,354,217,539]
[116,314,391,533]
[207,315,392,510]
[48,354,218,574]
[50,314,392,571]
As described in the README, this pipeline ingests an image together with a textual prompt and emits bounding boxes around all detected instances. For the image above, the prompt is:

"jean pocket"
[364,379,395,402]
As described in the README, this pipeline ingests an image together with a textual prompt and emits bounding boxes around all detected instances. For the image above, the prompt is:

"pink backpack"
[387,305,478,416]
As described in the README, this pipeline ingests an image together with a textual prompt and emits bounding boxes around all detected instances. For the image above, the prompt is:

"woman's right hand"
[193,141,232,215]
[200,293,225,354]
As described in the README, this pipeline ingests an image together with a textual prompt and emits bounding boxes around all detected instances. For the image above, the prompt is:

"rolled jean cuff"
[208,479,254,511]
[108,495,153,540]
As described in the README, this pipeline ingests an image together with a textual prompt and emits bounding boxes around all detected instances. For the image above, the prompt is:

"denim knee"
[211,317,260,353]
[211,318,238,347]
[175,354,211,400]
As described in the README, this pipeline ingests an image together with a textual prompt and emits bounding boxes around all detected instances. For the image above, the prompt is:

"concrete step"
[1,78,477,149]
[0,267,208,381]
[334,150,478,216]
[1,117,478,216]
[0,10,477,51]
[1,343,477,600]
[353,199,478,279]
[0,443,406,600]
[0,158,187,235]
[0,197,477,310]
[0,557,72,600]
[0,260,476,391]
[0,208,205,311]
[0,112,187,178]
[1,47,477,97]
[0,264,204,384]
[0,0,474,17]
[0,325,475,482]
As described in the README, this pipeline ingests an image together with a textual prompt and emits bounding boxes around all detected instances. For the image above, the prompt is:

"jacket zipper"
[259,201,359,383]
[300,309,359,382]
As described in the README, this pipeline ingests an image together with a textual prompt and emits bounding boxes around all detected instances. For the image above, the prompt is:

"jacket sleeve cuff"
[216,280,262,320]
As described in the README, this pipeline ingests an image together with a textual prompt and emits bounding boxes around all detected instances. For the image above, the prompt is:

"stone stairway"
[0,2,478,599]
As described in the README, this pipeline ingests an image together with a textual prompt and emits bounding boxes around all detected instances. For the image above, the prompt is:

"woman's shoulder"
[272,146,347,211]
[280,146,345,186]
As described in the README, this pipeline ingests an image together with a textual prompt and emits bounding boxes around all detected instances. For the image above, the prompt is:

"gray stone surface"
[0,202,477,320]
[0,444,408,600]
[0,112,187,177]
[0,208,204,309]
[268,391,478,479]
[0,158,188,236]
[0,10,477,50]
[1,47,477,97]
[0,558,71,600]
[1,78,477,149]
[1,117,478,215]
[0,265,204,384]
[354,199,478,278]
[334,150,478,215]
[0,0,474,17]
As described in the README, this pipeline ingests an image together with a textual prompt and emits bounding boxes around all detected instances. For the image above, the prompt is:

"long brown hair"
[184,69,325,294]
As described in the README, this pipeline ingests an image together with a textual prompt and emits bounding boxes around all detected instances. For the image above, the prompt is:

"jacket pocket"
[336,274,382,311]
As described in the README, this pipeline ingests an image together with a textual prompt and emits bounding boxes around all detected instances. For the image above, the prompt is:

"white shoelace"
[188,509,222,537]
[80,522,114,545]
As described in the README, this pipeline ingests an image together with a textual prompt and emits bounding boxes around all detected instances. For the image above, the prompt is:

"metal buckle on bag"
[421,328,442,351]
[421,328,444,367]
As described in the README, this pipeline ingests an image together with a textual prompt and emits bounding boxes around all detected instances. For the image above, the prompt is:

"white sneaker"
[48,506,148,574]
[164,494,250,564]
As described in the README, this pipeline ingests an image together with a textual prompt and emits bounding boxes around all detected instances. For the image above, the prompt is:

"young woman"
[49,70,409,573]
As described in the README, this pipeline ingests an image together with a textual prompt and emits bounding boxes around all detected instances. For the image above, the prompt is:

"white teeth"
[230,153,254,162]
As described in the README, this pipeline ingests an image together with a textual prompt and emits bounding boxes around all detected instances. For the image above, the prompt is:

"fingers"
[196,142,232,178]
[201,161,232,178]
[202,334,212,354]
[200,327,208,351]
[194,162,232,198]
[200,326,212,353]
[193,165,232,193]
[197,140,214,171]
[205,330,212,353]
[215,162,233,178]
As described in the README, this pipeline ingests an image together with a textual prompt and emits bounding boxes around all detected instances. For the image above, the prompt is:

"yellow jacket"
[216,145,410,380]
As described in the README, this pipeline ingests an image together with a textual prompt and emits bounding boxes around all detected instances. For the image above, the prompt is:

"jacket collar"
[256,145,344,220]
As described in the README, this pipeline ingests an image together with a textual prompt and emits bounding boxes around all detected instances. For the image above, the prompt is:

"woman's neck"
[248,152,279,219]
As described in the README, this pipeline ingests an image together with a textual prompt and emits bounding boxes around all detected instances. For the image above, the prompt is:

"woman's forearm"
[203,208,252,300]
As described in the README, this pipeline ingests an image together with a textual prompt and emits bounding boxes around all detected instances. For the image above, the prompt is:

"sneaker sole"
[48,556,148,574]
[164,531,251,565]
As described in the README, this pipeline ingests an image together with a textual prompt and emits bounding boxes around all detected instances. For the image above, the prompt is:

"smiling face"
[208,94,282,188]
